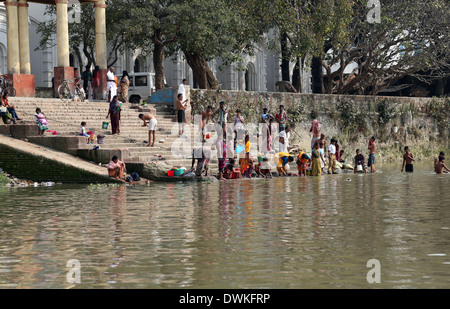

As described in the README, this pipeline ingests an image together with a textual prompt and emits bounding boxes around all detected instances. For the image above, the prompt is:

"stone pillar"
[94,0,107,70]
[18,0,31,75]
[53,0,73,97]
[5,0,20,74]
[56,0,70,68]
[94,0,107,99]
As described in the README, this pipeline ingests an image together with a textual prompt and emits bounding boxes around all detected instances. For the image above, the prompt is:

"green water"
[0,163,449,289]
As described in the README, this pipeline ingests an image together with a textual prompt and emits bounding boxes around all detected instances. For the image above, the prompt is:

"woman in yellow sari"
[119,71,130,103]
[311,141,322,176]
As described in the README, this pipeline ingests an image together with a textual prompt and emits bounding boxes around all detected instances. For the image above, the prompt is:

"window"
[135,76,148,87]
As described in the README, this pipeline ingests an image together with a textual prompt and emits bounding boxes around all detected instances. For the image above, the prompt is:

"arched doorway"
[245,62,256,91]
[134,56,144,73]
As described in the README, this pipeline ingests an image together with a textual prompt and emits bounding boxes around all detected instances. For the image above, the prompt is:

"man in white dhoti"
[178,79,188,103]
[106,67,117,102]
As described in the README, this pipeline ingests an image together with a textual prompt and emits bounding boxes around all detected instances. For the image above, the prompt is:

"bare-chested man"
[201,105,213,142]
[368,136,376,173]
[435,152,450,174]
[139,113,157,147]
[401,146,415,172]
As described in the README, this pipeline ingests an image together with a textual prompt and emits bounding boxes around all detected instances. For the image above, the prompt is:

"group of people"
[189,101,450,180]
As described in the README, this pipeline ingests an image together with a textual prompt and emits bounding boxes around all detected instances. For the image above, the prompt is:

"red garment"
[92,71,100,87]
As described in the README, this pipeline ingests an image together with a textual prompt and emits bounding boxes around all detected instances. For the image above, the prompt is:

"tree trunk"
[311,56,324,93]
[153,41,165,90]
[184,51,218,89]
[280,32,290,82]
[291,57,302,93]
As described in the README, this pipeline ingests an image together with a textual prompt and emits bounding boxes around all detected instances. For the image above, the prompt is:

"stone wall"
[0,135,118,184]
[190,89,450,162]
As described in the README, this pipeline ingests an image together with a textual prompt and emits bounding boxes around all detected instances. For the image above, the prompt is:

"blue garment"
[368,153,375,167]
[7,107,18,120]
[281,156,289,167]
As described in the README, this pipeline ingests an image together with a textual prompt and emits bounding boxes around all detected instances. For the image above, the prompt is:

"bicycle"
[0,75,16,97]
[58,79,85,102]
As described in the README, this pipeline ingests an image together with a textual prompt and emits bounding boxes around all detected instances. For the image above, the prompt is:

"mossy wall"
[191,90,450,162]
[0,144,117,184]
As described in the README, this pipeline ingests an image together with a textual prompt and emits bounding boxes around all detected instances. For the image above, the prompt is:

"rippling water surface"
[0,163,449,289]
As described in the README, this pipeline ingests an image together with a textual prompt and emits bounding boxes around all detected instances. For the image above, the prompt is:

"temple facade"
[0,1,312,97]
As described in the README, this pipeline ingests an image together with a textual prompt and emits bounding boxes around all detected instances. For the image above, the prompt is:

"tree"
[265,0,355,92]
[172,0,271,89]
[320,0,450,95]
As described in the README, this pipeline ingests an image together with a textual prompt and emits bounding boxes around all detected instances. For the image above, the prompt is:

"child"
[401,146,415,173]
[328,138,338,174]
[354,149,368,174]
[34,108,48,136]
[80,122,90,143]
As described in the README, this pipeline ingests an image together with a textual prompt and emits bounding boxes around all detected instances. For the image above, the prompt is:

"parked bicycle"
[0,75,16,97]
[58,79,85,102]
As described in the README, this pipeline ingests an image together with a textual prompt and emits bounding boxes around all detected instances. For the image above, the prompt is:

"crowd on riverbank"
[185,103,450,180]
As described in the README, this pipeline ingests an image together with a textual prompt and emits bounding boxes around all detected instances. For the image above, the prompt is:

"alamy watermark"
[66,259,81,284]
[366,259,381,283]
[367,0,381,24]
[68,0,82,24]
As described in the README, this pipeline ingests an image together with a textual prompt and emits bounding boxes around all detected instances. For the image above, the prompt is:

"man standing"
[328,138,338,174]
[214,101,228,133]
[401,146,415,172]
[279,126,291,153]
[106,67,117,102]
[139,113,158,147]
[81,65,92,95]
[368,136,377,173]
[178,79,188,103]
[201,106,213,142]
[275,105,288,132]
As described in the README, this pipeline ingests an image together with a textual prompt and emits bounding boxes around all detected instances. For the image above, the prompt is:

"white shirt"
[278,130,290,152]
[328,144,336,155]
[106,71,116,90]
[178,83,186,102]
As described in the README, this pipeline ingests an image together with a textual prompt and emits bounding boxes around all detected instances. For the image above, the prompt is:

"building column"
[94,0,107,70]
[5,0,20,74]
[56,0,70,67]
[94,0,107,100]
[18,0,31,74]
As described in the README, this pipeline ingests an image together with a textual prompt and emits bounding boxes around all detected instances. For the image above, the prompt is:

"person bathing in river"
[401,146,415,173]
[354,149,368,174]
[368,136,377,173]
[435,152,450,174]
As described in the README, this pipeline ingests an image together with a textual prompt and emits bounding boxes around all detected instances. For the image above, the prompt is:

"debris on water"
[346,178,351,181]
[427,253,446,257]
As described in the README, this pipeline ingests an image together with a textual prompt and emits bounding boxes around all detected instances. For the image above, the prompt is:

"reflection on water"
[0,163,449,288]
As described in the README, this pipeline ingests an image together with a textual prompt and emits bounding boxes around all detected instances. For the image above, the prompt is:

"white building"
[1,2,312,94]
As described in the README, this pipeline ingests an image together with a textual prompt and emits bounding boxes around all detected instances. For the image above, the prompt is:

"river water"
[0,162,449,289]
